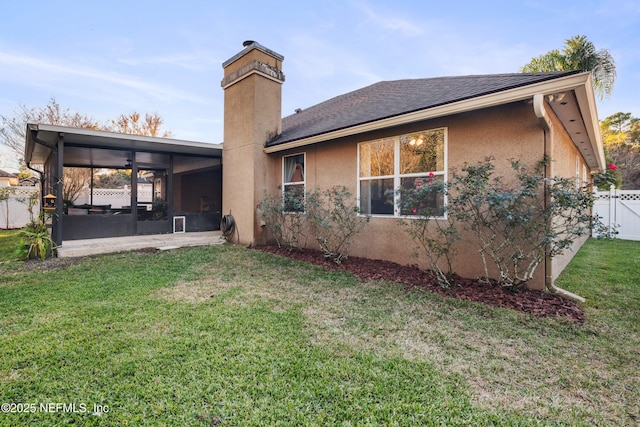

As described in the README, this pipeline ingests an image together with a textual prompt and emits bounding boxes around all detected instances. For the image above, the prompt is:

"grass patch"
[0,239,638,425]
[557,238,640,327]
[0,230,20,263]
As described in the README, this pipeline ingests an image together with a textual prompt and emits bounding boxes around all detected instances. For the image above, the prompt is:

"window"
[358,128,446,217]
[283,153,305,212]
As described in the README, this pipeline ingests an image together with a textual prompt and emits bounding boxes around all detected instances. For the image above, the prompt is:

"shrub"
[305,186,370,264]
[395,178,459,287]
[449,156,598,288]
[17,216,56,260]
[257,189,307,251]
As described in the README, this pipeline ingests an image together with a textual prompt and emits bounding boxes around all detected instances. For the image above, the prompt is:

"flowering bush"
[449,156,599,288]
[593,156,622,190]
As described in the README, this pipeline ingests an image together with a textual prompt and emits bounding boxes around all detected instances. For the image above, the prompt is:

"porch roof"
[25,124,222,168]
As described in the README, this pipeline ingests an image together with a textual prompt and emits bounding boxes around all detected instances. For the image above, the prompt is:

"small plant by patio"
[16,215,56,260]
[305,186,370,264]
[448,156,598,288]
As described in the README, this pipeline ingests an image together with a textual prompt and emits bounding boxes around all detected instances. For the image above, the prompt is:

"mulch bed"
[255,246,585,323]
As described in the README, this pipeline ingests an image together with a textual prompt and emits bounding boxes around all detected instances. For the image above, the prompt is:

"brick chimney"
[221,41,285,245]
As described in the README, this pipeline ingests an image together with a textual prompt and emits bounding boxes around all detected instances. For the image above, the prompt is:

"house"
[24,40,604,291]
[0,169,18,187]
[220,41,604,291]
[18,176,38,187]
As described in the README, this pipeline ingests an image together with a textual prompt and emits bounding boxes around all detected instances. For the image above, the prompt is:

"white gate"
[593,186,640,241]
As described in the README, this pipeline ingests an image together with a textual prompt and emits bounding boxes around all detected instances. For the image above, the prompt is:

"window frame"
[282,152,306,213]
[357,127,448,218]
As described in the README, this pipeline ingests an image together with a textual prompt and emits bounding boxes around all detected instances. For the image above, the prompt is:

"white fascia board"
[573,76,605,171]
[32,123,222,150]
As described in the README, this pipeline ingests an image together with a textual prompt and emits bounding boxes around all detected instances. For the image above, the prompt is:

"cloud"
[116,53,212,71]
[0,50,210,105]
[353,0,424,37]
[287,35,381,82]
[284,34,383,111]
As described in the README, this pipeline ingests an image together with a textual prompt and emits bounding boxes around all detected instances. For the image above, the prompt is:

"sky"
[1,0,638,171]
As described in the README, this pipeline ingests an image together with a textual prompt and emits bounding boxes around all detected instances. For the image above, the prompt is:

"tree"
[108,112,171,137]
[62,167,91,204]
[93,169,132,189]
[0,98,172,206]
[597,112,640,189]
[521,35,616,99]
[0,97,100,163]
[0,98,172,164]
[0,186,14,229]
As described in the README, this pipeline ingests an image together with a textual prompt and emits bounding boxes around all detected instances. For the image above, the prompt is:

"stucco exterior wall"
[269,102,561,289]
[546,105,593,281]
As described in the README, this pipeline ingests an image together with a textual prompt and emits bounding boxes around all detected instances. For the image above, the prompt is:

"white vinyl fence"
[0,185,154,230]
[74,186,153,208]
[0,186,40,229]
[593,186,640,241]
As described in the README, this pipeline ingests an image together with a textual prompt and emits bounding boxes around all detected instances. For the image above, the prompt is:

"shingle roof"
[0,169,17,178]
[266,71,578,147]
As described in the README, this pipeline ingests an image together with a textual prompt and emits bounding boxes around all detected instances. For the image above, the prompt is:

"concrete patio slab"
[57,231,225,258]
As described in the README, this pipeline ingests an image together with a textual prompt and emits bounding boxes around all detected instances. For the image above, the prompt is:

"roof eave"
[24,123,223,165]
[573,75,606,171]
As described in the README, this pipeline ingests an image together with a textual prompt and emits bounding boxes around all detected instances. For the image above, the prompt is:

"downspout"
[28,128,66,248]
[25,162,44,219]
[533,94,586,303]
[27,129,58,220]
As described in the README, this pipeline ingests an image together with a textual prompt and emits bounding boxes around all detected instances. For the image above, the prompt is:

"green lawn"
[0,234,638,426]
[0,230,20,263]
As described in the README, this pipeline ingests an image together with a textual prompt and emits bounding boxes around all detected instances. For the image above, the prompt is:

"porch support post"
[52,133,64,246]
[90,167,94,206]
[131,151,137,235]
[167,155,174,223]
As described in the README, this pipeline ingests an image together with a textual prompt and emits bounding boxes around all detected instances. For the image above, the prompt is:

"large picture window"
[283,153,305,212]
[358,128,446,217]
